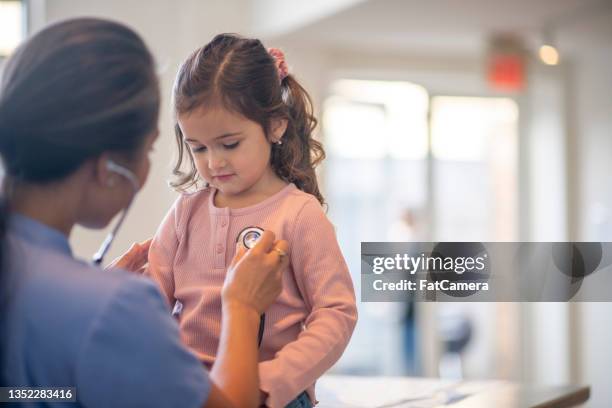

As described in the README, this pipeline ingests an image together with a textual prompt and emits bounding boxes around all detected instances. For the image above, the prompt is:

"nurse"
[0,18,287,407]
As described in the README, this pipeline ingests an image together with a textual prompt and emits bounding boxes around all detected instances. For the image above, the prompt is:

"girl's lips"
[213,174,234,182]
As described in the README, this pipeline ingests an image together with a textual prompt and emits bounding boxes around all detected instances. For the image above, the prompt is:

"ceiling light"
[539,44,560,66]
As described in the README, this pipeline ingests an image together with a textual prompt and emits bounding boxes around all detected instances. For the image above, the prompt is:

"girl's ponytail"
[272,74,325,205]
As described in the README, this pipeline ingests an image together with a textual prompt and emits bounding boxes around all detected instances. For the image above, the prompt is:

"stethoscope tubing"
[238,226,267,348]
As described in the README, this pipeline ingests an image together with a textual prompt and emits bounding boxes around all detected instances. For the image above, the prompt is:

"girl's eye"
[223,141,240,150]
[191,145,207,153]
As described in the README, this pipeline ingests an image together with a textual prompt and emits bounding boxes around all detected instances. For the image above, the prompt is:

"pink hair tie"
[268,48,289,82]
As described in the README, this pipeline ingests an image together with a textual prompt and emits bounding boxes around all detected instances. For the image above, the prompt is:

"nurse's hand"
[221,231,288,315]
[105,238,152,273]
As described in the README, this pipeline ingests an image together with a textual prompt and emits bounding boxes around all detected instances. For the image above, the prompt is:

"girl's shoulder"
[283,187,327,221]
[175,186,213,210]
[166,186,214,227]
[282,189,338,250]
[285,185,322,207]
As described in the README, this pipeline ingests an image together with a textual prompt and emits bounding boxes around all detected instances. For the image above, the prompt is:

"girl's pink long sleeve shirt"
[145,183,357,407]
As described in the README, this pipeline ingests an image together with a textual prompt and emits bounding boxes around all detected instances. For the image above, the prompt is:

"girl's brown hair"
[171,33,325,204]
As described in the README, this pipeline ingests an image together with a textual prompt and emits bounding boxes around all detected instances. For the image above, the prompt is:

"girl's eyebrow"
[215,132,242,140]
[184,132,242,143]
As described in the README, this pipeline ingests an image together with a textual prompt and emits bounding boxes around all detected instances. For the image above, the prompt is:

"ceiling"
[273,0,612,56]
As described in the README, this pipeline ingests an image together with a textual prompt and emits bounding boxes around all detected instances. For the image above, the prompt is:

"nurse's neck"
[10,173,87,237]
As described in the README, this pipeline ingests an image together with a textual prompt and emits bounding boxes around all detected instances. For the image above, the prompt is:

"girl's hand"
[105,238,152,274]
[222,230,289,315]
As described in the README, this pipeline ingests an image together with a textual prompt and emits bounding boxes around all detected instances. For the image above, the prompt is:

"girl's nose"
[208,153,226,170]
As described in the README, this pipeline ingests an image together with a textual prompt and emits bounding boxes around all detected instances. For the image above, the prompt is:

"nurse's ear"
[93,153,118,188]
[78,153,135,229]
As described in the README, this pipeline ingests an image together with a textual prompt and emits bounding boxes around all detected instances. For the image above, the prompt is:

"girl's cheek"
[194,162,208,178]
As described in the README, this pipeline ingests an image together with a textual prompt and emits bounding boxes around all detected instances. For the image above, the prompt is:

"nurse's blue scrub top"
[3,214,211,407]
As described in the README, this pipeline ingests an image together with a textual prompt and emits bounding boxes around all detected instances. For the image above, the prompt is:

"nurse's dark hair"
[171,33,325,204]
[0,18,159,382]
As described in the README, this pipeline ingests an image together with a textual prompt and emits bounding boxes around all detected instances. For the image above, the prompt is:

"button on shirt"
[2,214,210,407]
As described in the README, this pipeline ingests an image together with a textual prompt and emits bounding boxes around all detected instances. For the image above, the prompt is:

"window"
[323,79,519,376]
[323,79,430,375]
[0,0,26,58]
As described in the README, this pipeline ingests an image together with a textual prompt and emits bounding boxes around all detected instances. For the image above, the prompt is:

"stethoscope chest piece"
[237,226,264,249]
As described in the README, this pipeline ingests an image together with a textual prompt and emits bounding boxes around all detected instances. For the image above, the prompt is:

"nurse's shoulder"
[7,235,210,407]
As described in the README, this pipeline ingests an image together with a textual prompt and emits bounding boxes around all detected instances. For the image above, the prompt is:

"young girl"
[145,34,357,408]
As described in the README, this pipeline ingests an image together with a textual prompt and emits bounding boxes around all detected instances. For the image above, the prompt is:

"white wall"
[571,45,612,243]
[558,11,612,407]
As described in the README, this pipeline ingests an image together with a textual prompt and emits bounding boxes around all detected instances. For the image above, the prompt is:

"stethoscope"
[91,166,269,348]
[92,160,139,266]
[236,227,267,347]
[171,226,267,347]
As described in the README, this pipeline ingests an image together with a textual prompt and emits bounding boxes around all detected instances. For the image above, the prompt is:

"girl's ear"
[270,118,288,143]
